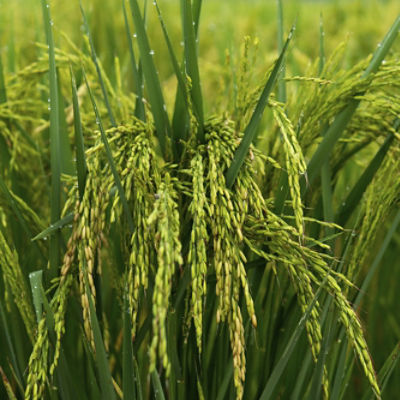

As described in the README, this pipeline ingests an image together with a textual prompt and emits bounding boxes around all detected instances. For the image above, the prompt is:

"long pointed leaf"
[41,0,62,278]
[151,370,166,400]
[83,70,134,233]
[0,301,24,388]
[80,1,116,127]
[122,0,145,121]
[0,52,6,103]
[70,67,87,201]
[122,289,136,400]
[225,25,295,189]
[276,0,286,103]
[31,212,74,242]
[152,0,192,158]
[129,0,171,159]
[181,0,204,142]
[259,276,324,400]
[82,265,117,400]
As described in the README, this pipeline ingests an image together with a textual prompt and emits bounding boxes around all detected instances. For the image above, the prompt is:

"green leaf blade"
[225,24,295,189]
[129,0,171,160]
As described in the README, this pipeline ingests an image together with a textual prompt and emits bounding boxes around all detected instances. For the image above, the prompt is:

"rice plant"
[0,0,400,399]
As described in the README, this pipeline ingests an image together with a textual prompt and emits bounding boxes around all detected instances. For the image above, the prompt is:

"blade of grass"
[29,270,44,323]
[152,0,193,157]
[319,16,335,244]
[129,0,171,159]
[80,0,116,127]
[57,81,75,176]
[70,67,87,201]
[81,334,102,399]
[319,14,325,76]
[215,362,233,400]
[133,358,143,400]
[122,289,136,400]
[41,0,62,278]
[122,0,145,121]
[362,341,400,400]
[181,0,204,142]
[290,351,312,399]
[0,367,17,400]
[225,24,295,189]
[151,370,166,400]
[31,212,74,242]
[306,15,400,187]
[83,69,134,233]
[82,264,117,400]
[354,208,400,310]
[259,274,325,400]
[0,300,24,388]
[192,0,202,36]
[276,0,286,103]
[29,271,77,400]
[308,307,334,400]
[0,52,6,103]
[336,130,396,226]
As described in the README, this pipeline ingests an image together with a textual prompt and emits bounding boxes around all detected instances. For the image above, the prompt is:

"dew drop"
[149,49,155,55]
[133,33,137,38]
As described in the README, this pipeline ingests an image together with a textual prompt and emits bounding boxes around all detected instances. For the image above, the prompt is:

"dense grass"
[0,0,400,399]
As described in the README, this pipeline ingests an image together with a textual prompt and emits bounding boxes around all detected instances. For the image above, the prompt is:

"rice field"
[0,0,400,399]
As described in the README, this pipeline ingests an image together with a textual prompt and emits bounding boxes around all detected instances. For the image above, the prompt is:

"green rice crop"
[0,0,400,399]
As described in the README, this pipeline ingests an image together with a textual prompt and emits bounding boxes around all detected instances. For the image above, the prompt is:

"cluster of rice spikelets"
[4,29,399,398]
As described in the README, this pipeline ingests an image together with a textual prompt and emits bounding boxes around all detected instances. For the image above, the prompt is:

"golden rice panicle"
[271,101,307,238]
[76,155,111,348]
[124,127,157,337]
[25,318,49,400]
[148,173,182,376]
[49,212,79,374]
[188,153,209,351]
[205,118,259,398]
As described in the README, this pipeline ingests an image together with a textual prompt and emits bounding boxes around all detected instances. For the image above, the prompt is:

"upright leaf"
[129,0,171,159]
[122,0,145,121]
[80,1,117,127]
[70,67,87,201]
[41,0,62,277]
[225,25,295,189]
[181,0,204,142]
[83,70,134,233]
